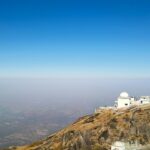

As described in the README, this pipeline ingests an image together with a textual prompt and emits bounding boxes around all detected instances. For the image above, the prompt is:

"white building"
[111,141,125,150]
[139,96,150,104]
[95,92,150,113]
[115,92,150,108]
[111,141,145,150]
[115,92,135,108]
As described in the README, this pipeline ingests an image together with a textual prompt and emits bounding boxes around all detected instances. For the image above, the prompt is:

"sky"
[0,0,150,78]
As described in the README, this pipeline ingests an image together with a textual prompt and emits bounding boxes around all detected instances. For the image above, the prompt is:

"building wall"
[140,96,150,104]
[117,98,131,108]
[111,145,125,150]
[111,141,147,150]
[111,141,125,150]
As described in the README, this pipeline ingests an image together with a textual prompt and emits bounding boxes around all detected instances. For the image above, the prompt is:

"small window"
[125,103,128,106]
[141,101,143,104]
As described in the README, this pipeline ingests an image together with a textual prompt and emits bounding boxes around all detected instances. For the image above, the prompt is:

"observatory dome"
[120,92,129,98]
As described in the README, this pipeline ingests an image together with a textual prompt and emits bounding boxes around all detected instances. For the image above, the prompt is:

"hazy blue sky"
[0,0,150,78]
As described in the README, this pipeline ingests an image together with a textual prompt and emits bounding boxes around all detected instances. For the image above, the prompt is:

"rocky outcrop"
[5,104,150,150]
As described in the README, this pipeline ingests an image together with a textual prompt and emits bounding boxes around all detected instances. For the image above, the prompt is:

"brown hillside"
[5,104,150,150]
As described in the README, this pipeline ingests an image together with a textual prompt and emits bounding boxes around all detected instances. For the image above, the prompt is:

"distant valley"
[0,104,88,148]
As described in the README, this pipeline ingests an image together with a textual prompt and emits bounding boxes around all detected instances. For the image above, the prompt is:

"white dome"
[120,92,129,98]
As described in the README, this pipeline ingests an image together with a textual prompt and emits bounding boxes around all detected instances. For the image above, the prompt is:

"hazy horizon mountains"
[0,78,150,147]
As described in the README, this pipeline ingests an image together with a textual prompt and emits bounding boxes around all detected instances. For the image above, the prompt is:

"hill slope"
[5,104,150,150]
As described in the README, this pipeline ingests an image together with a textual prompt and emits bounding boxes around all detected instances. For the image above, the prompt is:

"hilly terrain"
[4,104,150,150]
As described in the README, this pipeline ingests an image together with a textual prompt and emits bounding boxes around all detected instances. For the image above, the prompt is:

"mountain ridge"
[4,104,150,150]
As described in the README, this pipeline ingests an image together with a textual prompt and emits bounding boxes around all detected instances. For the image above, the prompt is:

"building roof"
[120,92,129,98]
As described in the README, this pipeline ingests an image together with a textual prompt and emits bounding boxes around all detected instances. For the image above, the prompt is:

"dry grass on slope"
[6,104,150,150]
